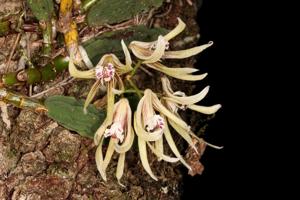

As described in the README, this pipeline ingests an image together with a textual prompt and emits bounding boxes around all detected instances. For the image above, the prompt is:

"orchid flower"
[134,89,202,180]
[129,18,213,81]
[161,76,222,115]
[69,40,133,120]
[161,76,222,148]
[94,98,134,186]
[134,83,222,180]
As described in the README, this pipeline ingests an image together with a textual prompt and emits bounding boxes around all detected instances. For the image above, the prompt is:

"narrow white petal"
[147,142,180,163]
[121,40,132,67]
[94,118,109,145]
[173,73,208,81]
[164,18,186,41]
[95,138,107,181]
[114,127,135,153]
[168,118,197,153]
[188,104,222,114]
[203,140,224,149]
[78,45,94,69]
[163,119,192,170]
[103,139,115,171]
[146,63,207,81]
[189,134,224,150]
[138,137,158,181]
[68,59,95,78]
[130,40,152,50]
[161,76,174,94]
[114,74,125,92]
[155,138,164,161]
[116,153,126,187]
[129,41,154,60]
[143,36,167,64]
[163,41,213,59]
[83,79,101,113]
[156,64,199,74]
[106,81,115,123]
[97,54,112,66]
[162,77,210,104]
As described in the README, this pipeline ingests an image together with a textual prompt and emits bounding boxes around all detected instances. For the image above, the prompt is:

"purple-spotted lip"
[104,121,124,142]
[95,63,115,81]
[145,114,165,132]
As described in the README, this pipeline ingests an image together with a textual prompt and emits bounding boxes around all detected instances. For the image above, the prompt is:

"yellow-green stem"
[126,78,142,98]
[122,89,144,95]
[130,60,142,76]
[42,20,52,56]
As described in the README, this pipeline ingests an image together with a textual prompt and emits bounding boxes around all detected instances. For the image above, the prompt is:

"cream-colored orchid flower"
[69,40,133,119]
[161,76,222,115]
[161,76,222,149]
[94,98,134,186]
[134,84,221,181]
[129,18,212,81]
[134,89,201,180]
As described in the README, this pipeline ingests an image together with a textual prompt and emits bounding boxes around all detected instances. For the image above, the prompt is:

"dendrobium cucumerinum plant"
[69,18,222,185]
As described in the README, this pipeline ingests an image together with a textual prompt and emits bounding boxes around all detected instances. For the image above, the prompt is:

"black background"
[181,0,232,198]
[179,0,291,198]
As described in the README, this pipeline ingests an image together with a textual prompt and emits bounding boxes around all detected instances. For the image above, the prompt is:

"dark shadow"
[181,0,229,198]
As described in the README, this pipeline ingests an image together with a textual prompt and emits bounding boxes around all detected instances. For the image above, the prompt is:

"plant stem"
[122,89,144,95]
[126,77,142,98]
[130,60,142,76]
[42,20,52,57]
[60,0,83,68]
[125,60,144,98]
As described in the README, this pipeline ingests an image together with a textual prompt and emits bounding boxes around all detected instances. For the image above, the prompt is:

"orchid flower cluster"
[69,18,221,185]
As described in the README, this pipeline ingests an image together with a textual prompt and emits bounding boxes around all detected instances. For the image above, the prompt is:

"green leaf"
[27,0,54,21]
[87,0,163,27]
[83,25,168,65]
[0,21,10,37]
[45,95,106,139]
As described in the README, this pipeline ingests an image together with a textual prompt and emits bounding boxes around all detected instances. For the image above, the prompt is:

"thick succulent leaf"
[87,0,163,26]
[45,95,106,138]
[83,25,168,65]
[27,0,54,21]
